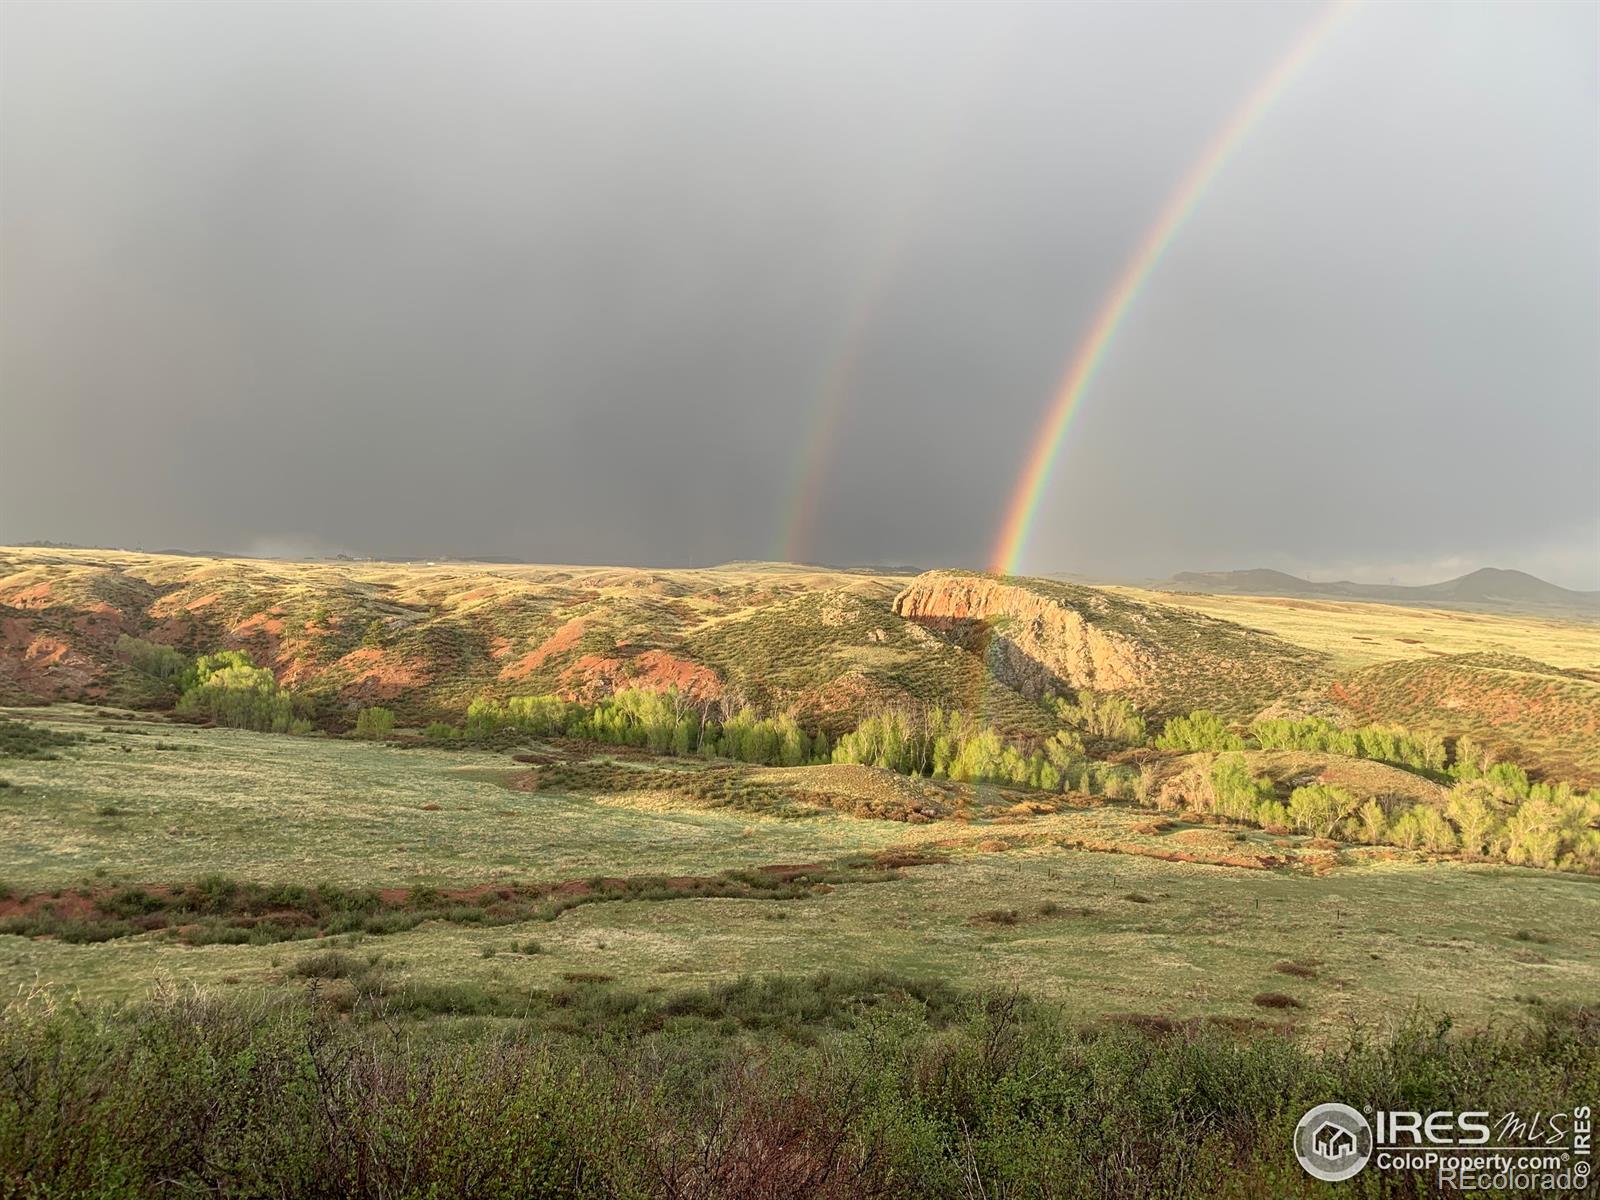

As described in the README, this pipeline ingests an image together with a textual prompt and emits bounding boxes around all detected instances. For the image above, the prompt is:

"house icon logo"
[1314,1122,1355,1158]
[1294,1103,1372,1181]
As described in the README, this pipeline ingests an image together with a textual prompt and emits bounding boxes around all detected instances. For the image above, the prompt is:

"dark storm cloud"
[2,1,1595,585]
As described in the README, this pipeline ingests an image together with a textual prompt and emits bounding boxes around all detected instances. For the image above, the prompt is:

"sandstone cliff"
[892,573,1153,698]
[892,571,1327,718]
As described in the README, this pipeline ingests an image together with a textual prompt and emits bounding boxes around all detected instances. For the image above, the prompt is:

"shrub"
[116,635,189,682]
[0,981,1595,1197]
[973,908,1020,926]
[353,706,396,739]
[1251,991,1303,1009]
[0,717,85,760]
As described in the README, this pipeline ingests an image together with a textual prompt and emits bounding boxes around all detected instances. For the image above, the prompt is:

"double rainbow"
[989,1,1355,576]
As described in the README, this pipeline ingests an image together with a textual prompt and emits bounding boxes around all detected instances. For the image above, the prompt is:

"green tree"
[1155,710,1243,752]
[1446,785,1504,856]
[116,635,189,682]
[776,715,806,767]
[1287,783,1352,838]
[176,650,310,734]
[1353,799,1388,844]
[1391,805,1457,852]
[1504,796,1564,868]
[1209,754,1274,821]
[1054,691,1147,746]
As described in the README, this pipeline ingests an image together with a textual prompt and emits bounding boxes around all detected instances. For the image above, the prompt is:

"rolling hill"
[4,545,1597,779]
[0,548,1320,727]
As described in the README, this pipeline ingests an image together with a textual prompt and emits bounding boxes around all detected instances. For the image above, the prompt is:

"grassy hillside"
[1166,565,1600,617]
[1332,653,1600,783]
[5,673,1598,1193]
[3,549,1055,732]
[7,546,1598,783]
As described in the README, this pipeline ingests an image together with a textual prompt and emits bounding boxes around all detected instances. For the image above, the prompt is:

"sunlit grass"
[3,706,1597,1035]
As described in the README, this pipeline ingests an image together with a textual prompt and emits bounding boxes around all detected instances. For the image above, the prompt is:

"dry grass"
[1115,585,1600,672]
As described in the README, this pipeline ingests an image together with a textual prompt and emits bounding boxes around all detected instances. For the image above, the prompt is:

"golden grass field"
[1117,585,1600,672]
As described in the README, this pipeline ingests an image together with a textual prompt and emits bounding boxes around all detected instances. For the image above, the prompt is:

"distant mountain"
[1165,566,1600,617]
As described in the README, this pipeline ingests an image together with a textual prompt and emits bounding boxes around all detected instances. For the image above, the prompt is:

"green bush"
[352,707,395,739]
[1,981,1595,1198]
[1155,710,1243,752]
[175,651,312,734]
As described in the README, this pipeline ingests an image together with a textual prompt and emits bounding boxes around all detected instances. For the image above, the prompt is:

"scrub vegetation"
[4,979,1596,1199]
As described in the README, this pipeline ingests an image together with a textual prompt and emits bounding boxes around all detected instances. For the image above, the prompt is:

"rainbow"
[778,261,899,565]
[990,0,1355,576]
[777,33,1011,565]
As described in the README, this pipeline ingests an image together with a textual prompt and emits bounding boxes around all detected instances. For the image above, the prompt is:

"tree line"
[118,639,1596,872]
[1197,752,1598,872]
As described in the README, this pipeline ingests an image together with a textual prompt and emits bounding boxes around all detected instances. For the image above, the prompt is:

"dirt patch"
[0,617,102,698]
[235,611,287,637]
[334,646,429,702]
[0,581,57,608]
[556,649,722,702]
[0,889,107,922]
[630,650,722,697]
[499,619,588,680]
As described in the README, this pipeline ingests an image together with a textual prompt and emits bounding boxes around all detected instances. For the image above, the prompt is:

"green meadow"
[4,704,1596,1033]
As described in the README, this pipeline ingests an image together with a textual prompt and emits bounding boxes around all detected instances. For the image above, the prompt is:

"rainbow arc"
[990,1,1355,577]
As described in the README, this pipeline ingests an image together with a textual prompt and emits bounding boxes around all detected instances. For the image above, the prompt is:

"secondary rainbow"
[990,0,1354,576]
[776,32,1011,565]
[777,262,898,565]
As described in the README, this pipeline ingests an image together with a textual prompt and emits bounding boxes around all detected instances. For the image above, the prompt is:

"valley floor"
[3,705,1595,1032]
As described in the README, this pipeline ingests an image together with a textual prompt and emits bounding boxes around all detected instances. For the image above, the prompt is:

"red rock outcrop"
[892,573,1155,700]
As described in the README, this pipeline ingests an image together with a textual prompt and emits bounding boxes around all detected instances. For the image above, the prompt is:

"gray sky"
[2,0,1596,586]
